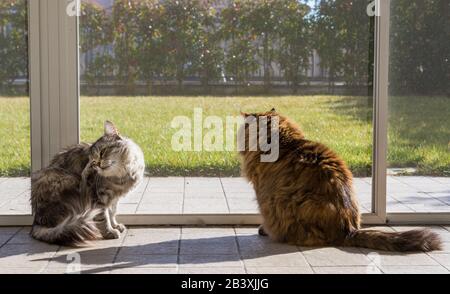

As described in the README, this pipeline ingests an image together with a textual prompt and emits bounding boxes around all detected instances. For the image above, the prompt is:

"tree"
[243,0,281,91]
[390,0,449,95]
[221,0,259,92]
[159,0,206,89]
[79,1,112,54]
[112,0,141,94]
[276,0,312,93]
[134,0,166,94]
[0,0,28,94]
[84,55,115,95]
[338,0,373,88]
[313,0,374,93]
[313,0,344,92]
[80,1,114,93]
[192,2,224,92]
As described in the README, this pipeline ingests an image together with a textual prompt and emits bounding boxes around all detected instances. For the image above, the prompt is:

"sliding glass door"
[0,0,31,217]
[386,0,450,216]
[77,0,375,218]
[1,0,448,225]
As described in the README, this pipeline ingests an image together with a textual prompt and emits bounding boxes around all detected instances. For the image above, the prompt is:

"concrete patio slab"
[0,225,447,274]
[0,176,448,216]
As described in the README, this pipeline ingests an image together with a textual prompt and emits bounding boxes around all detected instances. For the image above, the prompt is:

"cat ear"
[104,121,119,136]
[270,108,276,113]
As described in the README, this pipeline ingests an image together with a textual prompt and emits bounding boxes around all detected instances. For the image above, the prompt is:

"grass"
[0,95,448,177]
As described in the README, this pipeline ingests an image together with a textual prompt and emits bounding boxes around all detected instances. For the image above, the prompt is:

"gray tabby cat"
[30,121,145,246]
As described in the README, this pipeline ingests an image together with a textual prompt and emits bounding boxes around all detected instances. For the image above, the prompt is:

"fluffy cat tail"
[344,229,442,252]
[31,209,102,247]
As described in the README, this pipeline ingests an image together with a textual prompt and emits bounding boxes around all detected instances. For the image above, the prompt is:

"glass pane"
[80,0,374,214]
[387,0,449,212]
[0,0,30,215]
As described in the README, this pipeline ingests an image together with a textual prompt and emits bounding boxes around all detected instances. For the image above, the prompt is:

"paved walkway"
[0,176,449,215]
[0,225,449,274]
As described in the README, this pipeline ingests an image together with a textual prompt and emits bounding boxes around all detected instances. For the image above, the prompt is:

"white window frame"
[29,0,79,172]
[1,0,449,226]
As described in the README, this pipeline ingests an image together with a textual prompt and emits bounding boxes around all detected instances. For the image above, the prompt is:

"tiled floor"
[0,176,449,215]
[0,225,449,274]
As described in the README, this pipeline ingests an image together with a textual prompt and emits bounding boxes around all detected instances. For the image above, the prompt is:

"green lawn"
[0,95,448,177]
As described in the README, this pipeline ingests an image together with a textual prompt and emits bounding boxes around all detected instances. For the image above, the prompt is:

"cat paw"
[114,223,126,233]
[103,229,121,240]
[258,225,268,237]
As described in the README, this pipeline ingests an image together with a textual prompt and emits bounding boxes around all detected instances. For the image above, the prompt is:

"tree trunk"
[263,33,271,92]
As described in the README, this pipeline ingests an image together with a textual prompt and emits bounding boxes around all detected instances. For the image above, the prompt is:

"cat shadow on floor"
[18,232,390,274]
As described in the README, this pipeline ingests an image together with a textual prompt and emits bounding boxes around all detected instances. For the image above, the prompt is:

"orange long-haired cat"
[239,109,441,251]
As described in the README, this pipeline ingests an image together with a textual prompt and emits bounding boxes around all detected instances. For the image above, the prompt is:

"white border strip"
[5,212,449,227]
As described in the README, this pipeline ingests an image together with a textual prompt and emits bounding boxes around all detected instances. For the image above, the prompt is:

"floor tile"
[41,266,111,274]
[114,254,178,268]
[179,255,242,267]
[178,267,246,274]
[48,254,116,268]
[0,227,21,236]
[1,223,450,274]
[184,192,225,199]
[313,266,382,274]
[180,237,238,255]
[141,192,184,203]
[227,198,258,213]
[137,203,183,214]
[183,199,229,214]
[394,177,449,193]
[147,177,184,193]
[119,241,179,255]
[0,243,57,269]
[246,266,313,274]
[109,267,177,274]
[0,267,45,274]
[379,265,449,274]
[182,227,235,236]
[237,235,298,255]
[428,253,450,268]
[301,247,372,266]
[242,252,309,267]
[362,250,439,266]
[225,192,256,199]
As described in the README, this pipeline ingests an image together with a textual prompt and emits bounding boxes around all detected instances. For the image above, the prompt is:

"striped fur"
[31,121,145,247]
[31,209,102,247]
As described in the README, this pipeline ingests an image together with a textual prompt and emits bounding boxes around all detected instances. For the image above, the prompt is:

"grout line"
[181,177,186,215]
[0,187,30,210]
[219,177,231,214]
[392,176,441,194]
[40,244,60,274]
[112,227,131,266]
[176,226,183,274]
[135,178,151,214]
[426,251,450,269]
[388,194,419,213]
[232,227,248,274]
[389,193,450,213]
[421,192,450,207]
[0,226,23,249]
